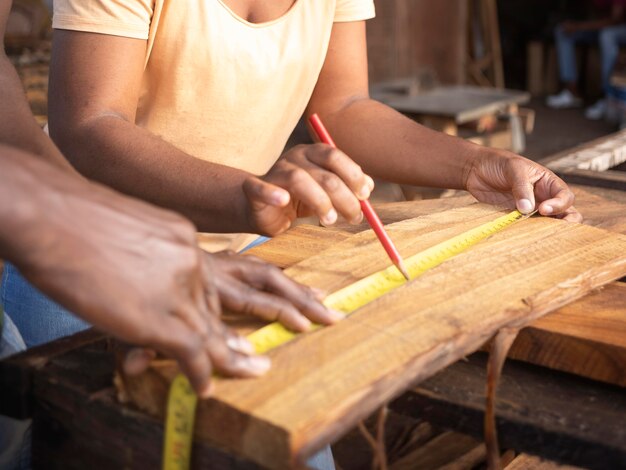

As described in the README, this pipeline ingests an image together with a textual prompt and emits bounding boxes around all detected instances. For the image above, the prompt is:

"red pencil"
[308,113,410,281]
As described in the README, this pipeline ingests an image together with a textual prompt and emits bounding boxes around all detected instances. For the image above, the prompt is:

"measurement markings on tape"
[249,209,530,354]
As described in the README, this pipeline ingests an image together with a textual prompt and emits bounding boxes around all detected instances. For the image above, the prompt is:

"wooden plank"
[560,169,626,192]
[122,204,626,469]
[0,328,106,419]
[24,337,260,469]
[507,282,626,387]
[249,186,626,267]
[506,454,583,470]
[246,225,349,269]
[249,189,626,387]
[541,129,626,173]
[390,354,626,469]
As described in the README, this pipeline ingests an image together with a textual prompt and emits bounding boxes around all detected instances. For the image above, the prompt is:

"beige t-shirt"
[52,0,375,251]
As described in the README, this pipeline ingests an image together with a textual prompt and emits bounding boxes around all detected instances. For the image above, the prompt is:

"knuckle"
[319,172,342,192]
[325,148,342,165]
[287,168,309,186]
[180,334,204,360]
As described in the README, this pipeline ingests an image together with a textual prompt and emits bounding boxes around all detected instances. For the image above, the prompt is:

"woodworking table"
[370,82,531,152]
[0,185,625,469]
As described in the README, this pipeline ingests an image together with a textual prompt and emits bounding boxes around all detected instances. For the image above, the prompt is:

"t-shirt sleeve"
[334,0,376,23]
[52,0,154,40]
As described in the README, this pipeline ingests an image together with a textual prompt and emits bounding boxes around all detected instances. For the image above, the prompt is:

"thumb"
[242,176,290,211]
[508,164,536,214]
[123,348,157,376]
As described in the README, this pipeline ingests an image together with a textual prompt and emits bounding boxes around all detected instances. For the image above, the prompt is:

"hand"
[208,250,344,331]
[242,144,375,236]
[464,150,582,222]
[10,155,271,397]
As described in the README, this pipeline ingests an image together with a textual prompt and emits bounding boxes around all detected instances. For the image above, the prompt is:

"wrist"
[0,147,51,267]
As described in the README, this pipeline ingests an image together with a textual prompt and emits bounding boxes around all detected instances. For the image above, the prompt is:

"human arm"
[0,0,75,172]
[0,144,341,394]
[49,30,373,235]
[307,21,581,222]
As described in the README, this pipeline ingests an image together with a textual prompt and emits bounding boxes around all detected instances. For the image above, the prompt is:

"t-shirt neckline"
[216,0,301,28]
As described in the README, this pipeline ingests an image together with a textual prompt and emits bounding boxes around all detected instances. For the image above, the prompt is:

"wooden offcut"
[507,283,626,387]
[122,203,626,469]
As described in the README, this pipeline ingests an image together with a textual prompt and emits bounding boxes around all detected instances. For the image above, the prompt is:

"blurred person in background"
[547,0,626,120]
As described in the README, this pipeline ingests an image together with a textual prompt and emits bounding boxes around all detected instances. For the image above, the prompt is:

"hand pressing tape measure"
[163,209,533,470]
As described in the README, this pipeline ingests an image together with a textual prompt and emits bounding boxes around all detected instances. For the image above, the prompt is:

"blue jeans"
[0,313,32,470]
[556,24,626,93]
[1,263,89,348]
[0,239,335,470]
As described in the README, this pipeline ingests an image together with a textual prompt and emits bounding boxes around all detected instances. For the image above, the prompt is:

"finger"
[224,330,256,355]
[506,161,536,214]
[243,176,291,211]
[556,206,583,223]
[213,255,338,322]
[241,263,344,325]
[267,163,338,225]
[201,252,223,319]
[303,144,372,200]
[123,348,157,376]
[206,326,271,378]
[535,176,575,216]
[217,276,314,331]
[155,322,214,397]
[296,158,363,224]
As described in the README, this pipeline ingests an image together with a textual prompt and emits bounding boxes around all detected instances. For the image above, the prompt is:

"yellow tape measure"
[162,209,530,469]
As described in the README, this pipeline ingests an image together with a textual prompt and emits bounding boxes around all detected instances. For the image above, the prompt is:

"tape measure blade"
[163,374,198,470]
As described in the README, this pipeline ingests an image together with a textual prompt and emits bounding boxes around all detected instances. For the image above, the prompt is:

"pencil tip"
[397,262,410,281]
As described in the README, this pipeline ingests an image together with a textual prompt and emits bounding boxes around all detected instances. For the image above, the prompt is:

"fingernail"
[518,198,534,213]
[296,316,312,332]
[328,309,346,322]
[248,355,271,373]
[366,175,375,191]
[227,336,255,355]
[272,191,289,206]
[322,209,337,225]
[358,185,371,200]
[542,205,553,215]
[350,211,364,225]
[200,381,214,399]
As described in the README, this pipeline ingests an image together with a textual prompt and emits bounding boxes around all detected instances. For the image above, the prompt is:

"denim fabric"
[241,235,271,252]
[555,27,599,84]
[599,25,626,92]
[1,263,89,349]
[0,313,32,470]
[555,24,626,92]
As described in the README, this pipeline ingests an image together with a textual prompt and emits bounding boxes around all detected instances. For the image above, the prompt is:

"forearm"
[0,144,72,266]
[0,54,75,173]
[50,116,256,233]
[318,98,484,189]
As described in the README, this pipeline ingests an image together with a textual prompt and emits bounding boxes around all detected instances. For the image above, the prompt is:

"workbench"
[0,185,624,469]
[370,82,531,152]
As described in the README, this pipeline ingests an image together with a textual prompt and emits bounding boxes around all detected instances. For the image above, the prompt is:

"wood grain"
[505,454,582,470]
[123,204,626,469]
[248,188,626,387]
[507,283,626,387]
